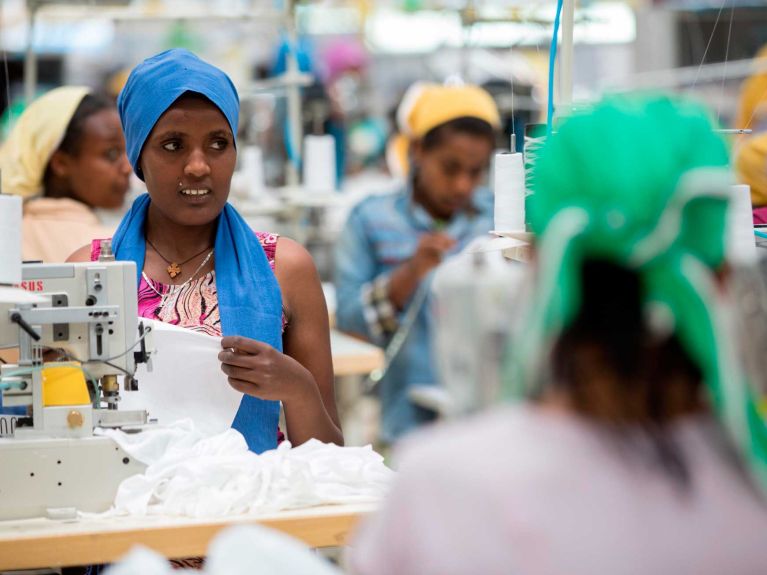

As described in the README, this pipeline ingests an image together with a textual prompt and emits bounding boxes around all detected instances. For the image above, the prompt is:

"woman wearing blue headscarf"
[68,49,342,451]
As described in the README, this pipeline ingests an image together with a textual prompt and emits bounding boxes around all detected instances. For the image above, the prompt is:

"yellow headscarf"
[736,45,767,131]
[386,83,501,178]
[735,131,767,207]
[0,86,90,198]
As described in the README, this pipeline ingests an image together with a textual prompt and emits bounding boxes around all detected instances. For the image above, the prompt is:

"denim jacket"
[334,184,494,442]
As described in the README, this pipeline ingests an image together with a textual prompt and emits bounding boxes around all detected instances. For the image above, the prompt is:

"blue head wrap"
[118,48,239,180]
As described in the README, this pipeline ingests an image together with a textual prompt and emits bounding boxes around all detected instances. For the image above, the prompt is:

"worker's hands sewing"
[218,336,316,404]
[410,232,456,277]
[389,232,456,310]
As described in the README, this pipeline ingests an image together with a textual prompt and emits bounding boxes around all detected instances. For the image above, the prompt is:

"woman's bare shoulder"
[66,244,92,262]
[274,236,315,273]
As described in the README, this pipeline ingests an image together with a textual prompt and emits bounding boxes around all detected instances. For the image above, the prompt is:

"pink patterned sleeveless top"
[90,232,284,336]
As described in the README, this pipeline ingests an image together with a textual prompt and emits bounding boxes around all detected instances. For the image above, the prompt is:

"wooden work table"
[0,502,376,570]
[0,335,382,570]
[330,329,383,377]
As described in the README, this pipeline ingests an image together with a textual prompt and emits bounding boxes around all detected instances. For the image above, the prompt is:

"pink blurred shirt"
[754,206,767,225]
[350,405,767,575]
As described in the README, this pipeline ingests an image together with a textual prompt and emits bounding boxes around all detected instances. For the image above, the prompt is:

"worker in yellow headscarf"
[733,46,767,220]
[385,82,500,178]
[335,82,500,443]
[735,131,767,211]
[0,86,131,262]
[735,45,767,132]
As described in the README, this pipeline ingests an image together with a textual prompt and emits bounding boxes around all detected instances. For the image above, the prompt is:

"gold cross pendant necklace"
[146,239,212,280]
[167,262,182,278]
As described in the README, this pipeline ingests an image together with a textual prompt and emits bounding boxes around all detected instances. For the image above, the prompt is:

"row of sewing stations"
[4,1,767,573]
[0,143,517,569]
[0,159,532,573]
[0,123,528,566]
[0,259,384,570]
[0,265,389,567]
[0,76,739,575]
[0,46,388,571]
[0,4,529,567]
[0,91,390,568]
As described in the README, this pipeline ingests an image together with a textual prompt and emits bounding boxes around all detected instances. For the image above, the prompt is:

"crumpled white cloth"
[104,524,342,575]
[96,420,392,518]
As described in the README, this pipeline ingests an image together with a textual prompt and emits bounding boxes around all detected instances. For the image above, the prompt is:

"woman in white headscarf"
[0,87,131,262]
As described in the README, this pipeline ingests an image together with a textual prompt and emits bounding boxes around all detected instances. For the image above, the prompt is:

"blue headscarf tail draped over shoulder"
[113,195,283,453]
[115,48,281,453]
[118,48,239,180]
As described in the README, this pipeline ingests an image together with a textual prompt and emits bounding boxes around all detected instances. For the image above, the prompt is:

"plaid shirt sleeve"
[335,203,401,346]
[361,273,399,340]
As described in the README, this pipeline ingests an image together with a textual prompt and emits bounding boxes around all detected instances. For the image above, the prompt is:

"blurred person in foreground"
[334,83,499,444]
[0,87,131,262]
[350,94,767,575]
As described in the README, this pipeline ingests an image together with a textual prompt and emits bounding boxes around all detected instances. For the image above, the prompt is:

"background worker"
[0,87,131,262]
[350,94,767,575]
[334,83,500,444]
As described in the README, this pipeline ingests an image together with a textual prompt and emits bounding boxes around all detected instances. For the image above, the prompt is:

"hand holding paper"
[120,319,244,435]
[218,336,315,403]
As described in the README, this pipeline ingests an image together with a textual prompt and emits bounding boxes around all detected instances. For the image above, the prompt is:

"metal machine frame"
[0,260,154,519]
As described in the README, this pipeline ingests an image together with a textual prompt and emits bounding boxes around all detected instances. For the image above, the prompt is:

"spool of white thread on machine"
[492,151,526,234]
[0,193,44,304]
[0,194,22,285]
[728,184,757,264]
[240,146,266,200]
[303,135,336,193]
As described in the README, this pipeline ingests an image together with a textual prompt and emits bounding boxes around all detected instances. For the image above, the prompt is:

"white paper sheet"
[120,318,243,436]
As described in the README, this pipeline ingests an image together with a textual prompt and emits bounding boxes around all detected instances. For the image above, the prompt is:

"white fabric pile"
[96,420,392,517]
[104,524,342,575]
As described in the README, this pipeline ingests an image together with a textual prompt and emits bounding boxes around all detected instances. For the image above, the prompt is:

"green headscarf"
[507,94,767,493]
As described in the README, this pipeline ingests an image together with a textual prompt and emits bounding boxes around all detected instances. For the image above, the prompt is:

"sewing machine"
[0,255,154,520]
[430,246,525,417]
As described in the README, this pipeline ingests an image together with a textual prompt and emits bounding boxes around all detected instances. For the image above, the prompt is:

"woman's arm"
[219,237,343,446]
[66,244,92,262]
[70,238,341,444]
[276,237,342,446]
[334,206,387,344]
